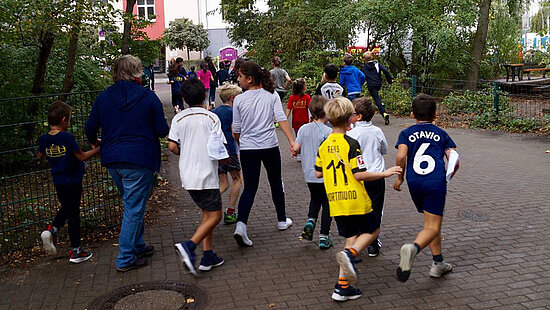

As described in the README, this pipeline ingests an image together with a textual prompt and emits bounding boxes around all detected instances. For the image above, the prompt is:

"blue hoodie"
[85,81,170,172]
[340,65,365,95]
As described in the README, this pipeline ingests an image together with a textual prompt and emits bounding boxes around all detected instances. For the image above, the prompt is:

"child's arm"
[393,144,408,191]
[315,171,323,178]
[285,109,291,119]
[37,151,44,159]
[74,143,100,162]
[353,166,402,182]
[168,141,180,155]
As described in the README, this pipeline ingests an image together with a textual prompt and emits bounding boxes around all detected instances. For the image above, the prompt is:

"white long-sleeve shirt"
[232,88,287,150]
[347,121,388,173]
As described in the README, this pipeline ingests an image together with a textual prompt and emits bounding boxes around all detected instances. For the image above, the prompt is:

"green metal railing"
[0,91,123,253]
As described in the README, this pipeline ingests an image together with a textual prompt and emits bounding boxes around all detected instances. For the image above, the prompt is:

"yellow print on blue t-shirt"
[45,144,66,158]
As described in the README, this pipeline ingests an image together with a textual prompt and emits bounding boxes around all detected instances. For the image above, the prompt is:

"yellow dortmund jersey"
[315,133,372,217]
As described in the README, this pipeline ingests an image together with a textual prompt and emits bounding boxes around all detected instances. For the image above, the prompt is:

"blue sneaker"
[336,249,358,285]
[301,219,316,241]
[318,235,333,249]
[331,283,362,301]
[175,242,197,276]
[199,252,224,271]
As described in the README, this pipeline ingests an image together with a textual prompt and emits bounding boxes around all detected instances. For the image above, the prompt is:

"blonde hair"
[325,97,354,127]
[219,83,243,103]
[113,55,143,82]
[363,52,374,62]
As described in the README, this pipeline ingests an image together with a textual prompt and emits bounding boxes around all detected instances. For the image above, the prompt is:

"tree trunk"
[59,27,80,101]
[121,0,137,55]
[187,48,190,60]
[31,30,55,95]
[465,0,491,91]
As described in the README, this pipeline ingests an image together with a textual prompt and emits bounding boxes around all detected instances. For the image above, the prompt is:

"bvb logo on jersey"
[46,144,66,158]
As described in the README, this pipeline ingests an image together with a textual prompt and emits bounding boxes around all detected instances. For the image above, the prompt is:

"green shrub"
[441,90,494,116]
[378,72,412,116]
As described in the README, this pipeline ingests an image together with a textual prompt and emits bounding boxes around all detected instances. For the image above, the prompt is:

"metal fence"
[0,91,123,253]
[403,76,550,126]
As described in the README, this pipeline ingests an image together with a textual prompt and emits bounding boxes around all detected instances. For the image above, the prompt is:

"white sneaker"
[277,217,293,230]
[430,261,453,278]
[234,221,253,247]
[41,230,57,255]
[396,243,417,282]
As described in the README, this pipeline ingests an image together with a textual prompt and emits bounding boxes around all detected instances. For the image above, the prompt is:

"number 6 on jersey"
[413,143,435,175]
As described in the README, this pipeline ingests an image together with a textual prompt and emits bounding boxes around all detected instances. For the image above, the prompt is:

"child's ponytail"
[260,68,275,93]
[292,78,306,96]
[239,61,275,93]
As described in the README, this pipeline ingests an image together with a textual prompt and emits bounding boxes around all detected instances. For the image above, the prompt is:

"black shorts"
[408,179,446,216]
[334,212,379,238]
[172,93,183,107]
[187,189,222,211]
[218,154,241,174]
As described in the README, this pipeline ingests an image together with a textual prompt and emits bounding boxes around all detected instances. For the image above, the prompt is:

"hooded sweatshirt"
[339,65,365,95]
[361,61,393,89]
[85,81,170,172]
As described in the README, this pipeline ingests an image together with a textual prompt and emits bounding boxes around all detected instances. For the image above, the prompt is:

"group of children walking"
[38,55,459,303]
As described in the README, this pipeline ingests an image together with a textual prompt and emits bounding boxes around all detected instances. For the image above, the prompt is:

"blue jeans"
[108,168,155,267]
[348,93,360,101]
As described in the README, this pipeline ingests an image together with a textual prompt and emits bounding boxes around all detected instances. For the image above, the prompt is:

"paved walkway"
[1,83,549,310]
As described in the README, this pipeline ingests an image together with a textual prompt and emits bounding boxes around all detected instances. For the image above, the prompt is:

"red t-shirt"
[287,94,311,129]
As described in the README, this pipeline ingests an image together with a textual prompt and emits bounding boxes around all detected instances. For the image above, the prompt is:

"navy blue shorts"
[334,212,379,238]
[407,179,446,216]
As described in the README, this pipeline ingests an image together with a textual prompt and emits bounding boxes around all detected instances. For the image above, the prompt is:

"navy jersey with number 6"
[395,123,456,183]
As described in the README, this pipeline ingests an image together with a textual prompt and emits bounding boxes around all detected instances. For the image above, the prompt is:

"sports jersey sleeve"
[212,115,227,144]
[348,140,366,174]
[38,135,46,155]
[305,94,311,108]
[315,84,322,96]
[379,128,388,155]
[441,130,457,150]
[315,150,323,172]
[168,117,180,144]
[287,95,294,110]
[232,98,242,134]
[395,129,409,148]
[66,133,81,153]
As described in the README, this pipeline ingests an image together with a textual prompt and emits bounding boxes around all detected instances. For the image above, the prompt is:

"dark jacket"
[361,61,393,89]
[85,81,169,172]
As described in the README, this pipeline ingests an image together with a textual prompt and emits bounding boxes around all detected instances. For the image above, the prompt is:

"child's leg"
[228,169,242,208]
[414,211,443,250]
[219,173,229,194]
[236,150,262,224]
[261,147,288,223]
[52,184,71,232]
[191,210,222,246]
[65,184,83,249]
[306,183,323,221]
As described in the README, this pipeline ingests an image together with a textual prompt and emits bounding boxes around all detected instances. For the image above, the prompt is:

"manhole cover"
[87,281,208,310]
[458,209,489,222]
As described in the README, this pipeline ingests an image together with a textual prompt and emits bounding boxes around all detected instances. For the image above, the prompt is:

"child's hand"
[393,178,403,191]
[384,166,402,178]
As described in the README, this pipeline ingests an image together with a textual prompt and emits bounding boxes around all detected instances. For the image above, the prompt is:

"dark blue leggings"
[237,147,287,224]
[367,86,386,116]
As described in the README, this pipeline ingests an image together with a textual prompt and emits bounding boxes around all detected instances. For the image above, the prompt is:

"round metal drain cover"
[87,281,208,310]
[458,209,489,222]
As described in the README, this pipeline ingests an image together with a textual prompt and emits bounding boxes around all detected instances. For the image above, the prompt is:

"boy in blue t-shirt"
[38,100,100,263]
[212,84,243,224]
[393,94,459,282]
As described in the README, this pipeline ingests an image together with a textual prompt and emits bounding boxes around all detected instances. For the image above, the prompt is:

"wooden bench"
[522,67,550,80]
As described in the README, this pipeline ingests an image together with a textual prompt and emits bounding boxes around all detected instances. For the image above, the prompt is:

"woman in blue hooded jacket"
[85,55,169,272]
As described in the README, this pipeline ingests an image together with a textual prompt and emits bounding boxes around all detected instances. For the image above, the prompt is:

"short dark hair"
[181,78,205,107]
[353,97,375,122]
[309,95,328,120]
[175,57,183,64]
[47,100,72,126]
[343,54,353,66]
[412,94,437,121]
[324,64,339,80]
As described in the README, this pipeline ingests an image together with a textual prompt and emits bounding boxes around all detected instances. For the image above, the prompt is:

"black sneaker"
[116,257,149,272]
[136,245,155,258]
[69,248,93,264]
[199,253,224,271]
[331,283,362,302]
[367,245,380,257]
[175,242,197,276]
[384,114,390,125]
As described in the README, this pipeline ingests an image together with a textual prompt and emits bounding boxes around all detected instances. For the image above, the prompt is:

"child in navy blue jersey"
[38,100,100,263]
[393,94,459,282]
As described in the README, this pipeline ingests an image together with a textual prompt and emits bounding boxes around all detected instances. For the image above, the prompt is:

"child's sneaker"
[41,225,57,255]
[367,244,380,257]
[199,252,224,271]
[223,209,238,224]
[301,219,316,241]
[396,243,417,282]
[277,217,293,230]
[331,283,362,302]
[384,113,390,125]
[69,247,93,264]
[175,242,197,276]
[336,249,358,285]
[319,235,333,249]
[234,221,253,247]
[429,261,453,278]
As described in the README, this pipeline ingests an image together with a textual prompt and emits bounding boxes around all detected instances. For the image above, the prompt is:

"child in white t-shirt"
[168,78,227,276]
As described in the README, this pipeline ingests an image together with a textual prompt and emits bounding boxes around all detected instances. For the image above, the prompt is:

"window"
[137,0,155,21]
